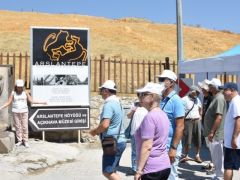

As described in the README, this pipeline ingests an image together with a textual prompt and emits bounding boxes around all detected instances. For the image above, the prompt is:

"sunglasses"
[138,92,152,98]
[158,78,165,82]
[99,88,106,93]
[158,77,173,83]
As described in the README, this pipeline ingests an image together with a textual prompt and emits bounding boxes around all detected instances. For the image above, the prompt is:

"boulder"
[0,131,15,153]
[0,122,8,131]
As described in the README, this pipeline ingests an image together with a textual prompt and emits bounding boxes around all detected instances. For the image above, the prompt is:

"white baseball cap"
[198,81,209,91]
[157,70,177,82]
[15,79,24,87]
[99,80,117,91]
[190,85,201,93]
[205,78,222,88]
[136,82,165,96]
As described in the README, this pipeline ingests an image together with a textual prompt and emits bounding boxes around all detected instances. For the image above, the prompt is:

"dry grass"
[0,10,240,61]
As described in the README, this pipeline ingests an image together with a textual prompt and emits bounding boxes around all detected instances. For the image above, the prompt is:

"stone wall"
[0,66,13,131]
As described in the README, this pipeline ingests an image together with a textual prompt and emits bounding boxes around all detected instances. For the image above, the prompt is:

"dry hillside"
[0,10,240,61]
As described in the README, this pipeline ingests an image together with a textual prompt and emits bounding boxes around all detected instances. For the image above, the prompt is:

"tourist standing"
[222,82,240,180]
[181,85,203,163]
[0,79,47,148]
[89,80,126,180]
[157,70,185,180]
[126,95,148,175]
[204,78,227,180]
[134,82,171,180]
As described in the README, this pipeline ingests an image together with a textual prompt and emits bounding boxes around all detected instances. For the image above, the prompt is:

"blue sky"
[1,0,239,33]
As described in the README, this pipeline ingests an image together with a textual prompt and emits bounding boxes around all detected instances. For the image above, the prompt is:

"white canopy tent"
[179,45,240,86]
[179,54,240,74]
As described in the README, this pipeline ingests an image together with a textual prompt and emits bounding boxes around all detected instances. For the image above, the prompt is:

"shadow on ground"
[116,165,132,174]
[179,162,212,180]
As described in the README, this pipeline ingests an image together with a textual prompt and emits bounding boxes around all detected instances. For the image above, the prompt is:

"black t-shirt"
[202,95,213,119]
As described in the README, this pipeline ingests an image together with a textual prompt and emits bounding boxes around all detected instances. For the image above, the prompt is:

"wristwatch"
[171,144,178,150]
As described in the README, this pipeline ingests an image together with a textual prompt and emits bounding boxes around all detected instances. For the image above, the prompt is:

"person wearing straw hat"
[134,82,171,180]
[0,79,47,148]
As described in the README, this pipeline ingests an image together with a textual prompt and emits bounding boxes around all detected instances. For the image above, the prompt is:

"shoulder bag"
[101,103,123,156]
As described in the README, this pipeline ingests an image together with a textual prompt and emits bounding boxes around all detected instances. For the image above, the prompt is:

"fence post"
[120,58,122,93]
[99,54,105,86]
[7,52,9,64]
[224,72,227,83]
[143,60,146,85]
[25,52,28,88]
[0,53,2,64]
[19,53,22,79]
[131,59,134,93]
[164,57,170,70]
[153,60,157,82]
[125,59,128,93]
[148,60,151,82]
[93,57,97,92]
[13,53,16,84]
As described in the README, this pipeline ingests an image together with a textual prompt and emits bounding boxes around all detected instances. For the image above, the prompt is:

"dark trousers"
[141,168,171,180]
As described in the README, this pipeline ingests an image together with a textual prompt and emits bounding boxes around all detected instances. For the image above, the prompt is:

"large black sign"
[32,28,88,66]
[31,27,90,107]
[29,107,90,131]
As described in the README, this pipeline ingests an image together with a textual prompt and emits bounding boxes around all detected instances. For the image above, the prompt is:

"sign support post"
[42,131,45,141]
[78,130,81,143]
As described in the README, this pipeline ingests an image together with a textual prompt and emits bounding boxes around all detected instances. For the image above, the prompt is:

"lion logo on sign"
[43,30,87,63]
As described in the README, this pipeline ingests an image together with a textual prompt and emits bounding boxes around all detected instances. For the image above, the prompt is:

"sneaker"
[206,168,215,175]
[15,142,22,146]
[24,142,30,148]
[195,156,203,163]
[202,163,214,170]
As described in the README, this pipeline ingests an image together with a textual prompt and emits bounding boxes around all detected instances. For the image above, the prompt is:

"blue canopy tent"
[216,45,240,57]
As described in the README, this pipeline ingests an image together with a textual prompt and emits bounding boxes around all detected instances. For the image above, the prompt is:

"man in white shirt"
[223,82,240,180]
[181,86,202,163]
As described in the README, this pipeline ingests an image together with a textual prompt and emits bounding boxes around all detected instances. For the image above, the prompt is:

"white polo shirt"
[224,95,240,149]
[182,95,202,119]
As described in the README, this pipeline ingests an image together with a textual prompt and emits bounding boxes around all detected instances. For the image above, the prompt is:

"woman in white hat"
[0,79,47,148]
[134,82,171,180]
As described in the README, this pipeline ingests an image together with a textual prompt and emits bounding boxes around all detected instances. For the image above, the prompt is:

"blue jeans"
[168,155,180,180]
[130,135,137,171]
[102,141,126,173]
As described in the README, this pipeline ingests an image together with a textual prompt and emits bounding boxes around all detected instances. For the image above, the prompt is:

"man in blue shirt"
[158,70,185,180]
[90,80,126,180]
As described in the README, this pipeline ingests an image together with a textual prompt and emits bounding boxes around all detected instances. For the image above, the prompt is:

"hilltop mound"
[0,10,240,60]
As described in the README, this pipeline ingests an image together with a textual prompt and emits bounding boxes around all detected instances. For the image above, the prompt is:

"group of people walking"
[90,70,240,180]
[0,71,239,179]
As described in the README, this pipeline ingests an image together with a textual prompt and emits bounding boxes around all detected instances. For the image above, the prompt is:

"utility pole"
[176,0,184,63]
[176,0,185,91]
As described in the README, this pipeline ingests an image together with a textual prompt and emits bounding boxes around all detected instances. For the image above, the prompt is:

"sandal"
[180,154,190,163]
[195,156,203,163]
